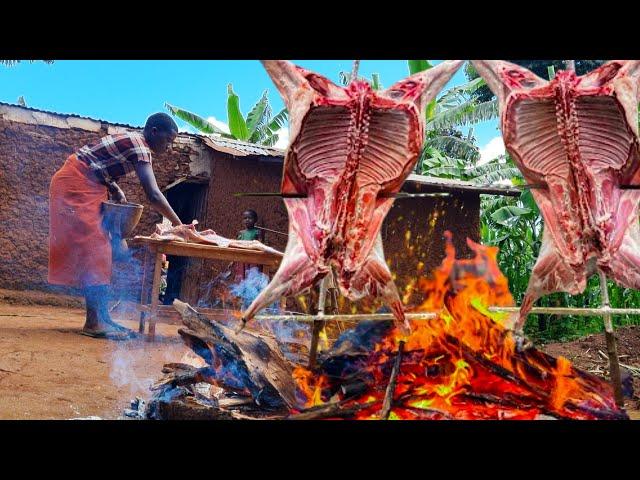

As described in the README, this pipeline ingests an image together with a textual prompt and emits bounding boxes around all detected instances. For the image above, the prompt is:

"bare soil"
[0,302,189,419]
[1,289,639,419]
[541,326,640,415]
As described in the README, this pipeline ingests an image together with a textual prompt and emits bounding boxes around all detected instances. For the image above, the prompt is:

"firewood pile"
[145,300,299,420]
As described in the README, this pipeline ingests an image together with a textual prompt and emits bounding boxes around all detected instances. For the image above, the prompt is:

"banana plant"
[406,60,499,177]
[166,84,288,147]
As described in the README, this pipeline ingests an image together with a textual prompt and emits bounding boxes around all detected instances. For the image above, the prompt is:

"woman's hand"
[134,161,182,226]
[109,182,127,203]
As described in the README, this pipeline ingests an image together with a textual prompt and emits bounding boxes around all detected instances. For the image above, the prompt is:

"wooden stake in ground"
[308,275,330,369]
[380,340,405,419]
[598,270,624,407]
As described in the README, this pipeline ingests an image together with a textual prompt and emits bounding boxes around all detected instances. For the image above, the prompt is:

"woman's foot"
[81,323,133,340]
[102,317,137,335]
[81,320,138,340]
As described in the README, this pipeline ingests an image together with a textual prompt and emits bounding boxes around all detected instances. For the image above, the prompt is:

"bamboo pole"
[308,275,330,369]
[254,312,437,322]
[488,306,640,316]
[257,305,640,322]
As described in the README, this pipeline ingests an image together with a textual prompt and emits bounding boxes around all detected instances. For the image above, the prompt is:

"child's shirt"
[237,228,261,241]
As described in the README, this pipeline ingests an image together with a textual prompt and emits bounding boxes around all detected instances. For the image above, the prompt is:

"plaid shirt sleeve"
[123,133,153,164]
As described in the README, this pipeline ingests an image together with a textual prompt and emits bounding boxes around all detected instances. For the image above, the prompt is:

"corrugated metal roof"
[0,101,142,130]
[201,135,285,158]
[405,173,521,196]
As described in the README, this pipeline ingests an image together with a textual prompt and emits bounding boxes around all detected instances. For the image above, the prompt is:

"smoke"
[229,267,273,311]
[110,246,145,302]
[106,249,185,399]
[107,299,185,398]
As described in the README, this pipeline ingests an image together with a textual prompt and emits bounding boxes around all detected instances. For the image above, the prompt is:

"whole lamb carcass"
[471,60,640,333]
[239,60,463,334]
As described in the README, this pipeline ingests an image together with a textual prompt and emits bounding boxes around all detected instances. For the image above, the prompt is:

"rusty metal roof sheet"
[201,135,285,157]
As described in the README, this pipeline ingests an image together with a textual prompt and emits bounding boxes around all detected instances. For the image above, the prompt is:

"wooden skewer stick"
[351,60,361,83]
[488,306,640,316]
[598,270,624,408]
[254,225,288,237]
[308,275,330,369]
[234,192,452,199]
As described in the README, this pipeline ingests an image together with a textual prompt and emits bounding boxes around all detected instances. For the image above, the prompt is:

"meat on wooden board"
[139,221,283,255]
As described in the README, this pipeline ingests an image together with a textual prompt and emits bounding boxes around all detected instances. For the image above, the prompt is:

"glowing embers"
[291,233,627,420]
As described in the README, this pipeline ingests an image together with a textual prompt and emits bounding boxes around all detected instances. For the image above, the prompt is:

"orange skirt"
[48,154,112,288]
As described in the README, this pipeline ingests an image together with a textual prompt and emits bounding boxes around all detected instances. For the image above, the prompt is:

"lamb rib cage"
[472,60,640,332]
[240,60,464,332]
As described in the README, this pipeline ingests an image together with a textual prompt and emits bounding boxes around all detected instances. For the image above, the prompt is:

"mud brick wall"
[383,192,480,307]
[0,116,197,296]
[0,105,482,310]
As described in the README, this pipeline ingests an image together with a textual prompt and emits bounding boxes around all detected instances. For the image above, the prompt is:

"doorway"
[162,180,208,305]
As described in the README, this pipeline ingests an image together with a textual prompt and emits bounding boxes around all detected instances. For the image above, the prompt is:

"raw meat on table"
[138,221,283,256]
[472,60,640,332]
[240,60,464,333]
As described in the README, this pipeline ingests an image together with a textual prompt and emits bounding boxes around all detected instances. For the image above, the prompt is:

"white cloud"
[206,116,230,134]
[273,127,290,150]
[478,136,505,165]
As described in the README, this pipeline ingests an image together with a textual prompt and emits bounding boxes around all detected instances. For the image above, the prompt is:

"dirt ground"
[0,302,189,420]
[1,294,639,419]
[542,326,640,415]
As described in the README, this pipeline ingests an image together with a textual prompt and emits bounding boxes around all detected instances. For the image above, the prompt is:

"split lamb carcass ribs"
[471,60,640,333]
[239,60,464,334]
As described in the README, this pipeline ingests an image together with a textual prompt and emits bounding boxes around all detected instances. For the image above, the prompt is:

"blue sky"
[0,60,504,160]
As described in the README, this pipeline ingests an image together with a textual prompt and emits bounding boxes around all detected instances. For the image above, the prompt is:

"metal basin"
[101,201,144,238]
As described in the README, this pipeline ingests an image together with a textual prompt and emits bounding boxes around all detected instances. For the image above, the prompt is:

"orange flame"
[292,232,624,420]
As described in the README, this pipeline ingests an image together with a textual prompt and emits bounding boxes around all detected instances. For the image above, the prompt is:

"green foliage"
[475,153,640,342]
[166,85,288,146]
[165,103,228,135]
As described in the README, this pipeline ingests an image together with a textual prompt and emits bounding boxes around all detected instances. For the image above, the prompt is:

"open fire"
[290,232,627,420]
[148,232,627,420]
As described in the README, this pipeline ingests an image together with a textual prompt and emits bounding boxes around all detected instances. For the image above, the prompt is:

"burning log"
[172,299,298,411]
[380,341,405,419]
[288,400,378,420]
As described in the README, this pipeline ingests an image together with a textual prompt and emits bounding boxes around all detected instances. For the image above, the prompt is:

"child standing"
[233,209,265,283]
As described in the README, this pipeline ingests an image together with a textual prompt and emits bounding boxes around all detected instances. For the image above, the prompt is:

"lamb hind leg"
[238,229,326,332]
[517,228,586,337]
[602,220,640,293]
[344,234,409,336]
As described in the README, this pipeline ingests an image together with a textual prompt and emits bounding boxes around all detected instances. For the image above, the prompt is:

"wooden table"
[130,237,282,340]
